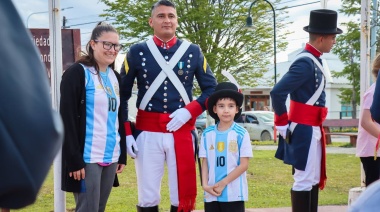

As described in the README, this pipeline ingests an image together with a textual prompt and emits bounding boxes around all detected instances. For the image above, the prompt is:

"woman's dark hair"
[77,21,118,72]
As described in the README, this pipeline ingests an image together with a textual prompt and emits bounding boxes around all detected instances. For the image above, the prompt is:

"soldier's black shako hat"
[303,9,343,34]
[207,82,243,121]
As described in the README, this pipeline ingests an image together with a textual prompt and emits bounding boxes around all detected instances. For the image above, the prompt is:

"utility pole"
[62,16,67,28]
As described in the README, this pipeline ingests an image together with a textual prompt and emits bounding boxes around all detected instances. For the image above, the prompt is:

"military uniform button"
[142,58,146,61]
[165,56,169,60]
[316,102,319,105]
[142,62,145,66]
[164,105,167,109]
[164,93,167,97]
[148,107,151,111]
[164,98,167,103]
[164,87,167,90]
[139,52,143,56]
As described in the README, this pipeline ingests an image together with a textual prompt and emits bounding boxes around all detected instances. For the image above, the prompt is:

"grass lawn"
[14,149,360,212]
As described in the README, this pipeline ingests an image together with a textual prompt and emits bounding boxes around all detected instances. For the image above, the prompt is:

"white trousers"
[135,131,195,207]
[293,126,322,191]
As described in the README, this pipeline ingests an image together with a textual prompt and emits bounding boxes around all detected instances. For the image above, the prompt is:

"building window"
[341,103,352,118]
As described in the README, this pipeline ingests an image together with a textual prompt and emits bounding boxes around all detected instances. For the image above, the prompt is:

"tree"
[332,0,361,118]
[100,0,289,90]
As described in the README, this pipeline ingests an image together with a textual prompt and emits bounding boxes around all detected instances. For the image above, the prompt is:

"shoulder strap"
[139,38,191,110]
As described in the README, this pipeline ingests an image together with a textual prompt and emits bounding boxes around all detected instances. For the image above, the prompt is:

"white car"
[236,111,274,141]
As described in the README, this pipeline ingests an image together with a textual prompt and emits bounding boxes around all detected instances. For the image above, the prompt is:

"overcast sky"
[11,0,353,62]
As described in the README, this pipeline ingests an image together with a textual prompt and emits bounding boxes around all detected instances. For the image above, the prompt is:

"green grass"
[14,150,360,212]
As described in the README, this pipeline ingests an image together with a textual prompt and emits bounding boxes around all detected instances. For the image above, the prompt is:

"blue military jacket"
[270,49,326,170]
[120,38,216,120]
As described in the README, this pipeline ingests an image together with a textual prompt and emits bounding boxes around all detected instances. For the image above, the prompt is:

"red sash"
[136,109,196,211]
[289,100,328,190]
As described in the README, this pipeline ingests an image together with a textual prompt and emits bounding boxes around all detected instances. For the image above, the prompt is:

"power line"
[66,18,115,27]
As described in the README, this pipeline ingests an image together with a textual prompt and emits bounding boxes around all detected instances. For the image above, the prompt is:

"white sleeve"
[199,134,207,158]
[240,131,253,158]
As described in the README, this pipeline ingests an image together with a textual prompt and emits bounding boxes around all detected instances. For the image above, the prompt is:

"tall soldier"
[120,1,217,211]
[270,9,342,212]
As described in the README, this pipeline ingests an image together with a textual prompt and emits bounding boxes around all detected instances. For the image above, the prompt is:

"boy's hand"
[202,184,221,197]
[213,181,227,195]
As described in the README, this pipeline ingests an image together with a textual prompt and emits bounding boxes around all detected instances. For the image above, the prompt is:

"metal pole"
[49,0,66,211]
[247,0,276,84]
[27,6,73,28]
[359,0,371,188]
[370,0,378,77]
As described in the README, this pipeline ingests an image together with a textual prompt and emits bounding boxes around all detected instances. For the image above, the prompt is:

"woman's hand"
[69,168,85,181]
[116,164,125,173]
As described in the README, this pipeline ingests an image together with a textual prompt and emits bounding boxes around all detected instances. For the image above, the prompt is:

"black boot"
[310,184,319,212]
[291,189,311,212]
[170,205,178,212]
[136,205,159,212]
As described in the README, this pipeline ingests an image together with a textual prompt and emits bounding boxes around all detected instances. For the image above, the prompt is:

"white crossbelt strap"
[289,53,326,132]
[139,37,191,110]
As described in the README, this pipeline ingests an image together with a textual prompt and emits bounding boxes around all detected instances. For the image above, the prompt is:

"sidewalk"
[194,205,348,212]
[253,145,356,154]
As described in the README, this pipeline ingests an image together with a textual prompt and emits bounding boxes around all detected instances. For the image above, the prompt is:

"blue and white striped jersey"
[81,64,121,164]
[199,122,253,202]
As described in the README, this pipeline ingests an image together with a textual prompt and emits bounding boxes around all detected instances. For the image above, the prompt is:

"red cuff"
[124,122,132,135]
[185,100,203,119]
[275,112,288,126]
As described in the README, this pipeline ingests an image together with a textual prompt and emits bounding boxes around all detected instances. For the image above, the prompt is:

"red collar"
[305,43,322,57]
[153,35,177,50]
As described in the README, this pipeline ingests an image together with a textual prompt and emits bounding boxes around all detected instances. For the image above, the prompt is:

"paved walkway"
[194,205,348,211]
[253,145,356,154]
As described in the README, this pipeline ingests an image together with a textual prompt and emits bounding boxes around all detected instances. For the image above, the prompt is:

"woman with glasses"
[60,22,126,212]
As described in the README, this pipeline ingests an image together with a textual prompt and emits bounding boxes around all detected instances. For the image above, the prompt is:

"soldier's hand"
[167,108,191,132]
[276,125,289,139]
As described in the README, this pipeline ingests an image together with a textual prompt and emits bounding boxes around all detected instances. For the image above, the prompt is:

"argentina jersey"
[81,64,121,164]
[199,122,253,202]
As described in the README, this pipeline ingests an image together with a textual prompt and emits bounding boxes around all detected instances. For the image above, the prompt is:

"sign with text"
[29,28,81,79]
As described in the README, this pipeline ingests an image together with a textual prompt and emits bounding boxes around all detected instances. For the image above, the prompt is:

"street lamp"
[26,6,74,28]
[246,0,277,84]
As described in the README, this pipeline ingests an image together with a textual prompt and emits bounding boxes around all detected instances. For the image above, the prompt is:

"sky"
[11,0,355,62]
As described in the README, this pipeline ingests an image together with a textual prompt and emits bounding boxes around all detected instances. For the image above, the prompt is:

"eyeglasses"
[94,40,123,51]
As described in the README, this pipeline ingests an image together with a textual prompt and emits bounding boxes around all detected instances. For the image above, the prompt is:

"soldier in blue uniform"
[270,9,342,212]
[120,1,217,211]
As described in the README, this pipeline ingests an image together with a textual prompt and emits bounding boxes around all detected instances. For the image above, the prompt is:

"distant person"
[270,9,342,212]
[119,0,217,211]
[60,22,126,212]
[199,82,253,212]
[356,53,380,186]
[0,0,63,210]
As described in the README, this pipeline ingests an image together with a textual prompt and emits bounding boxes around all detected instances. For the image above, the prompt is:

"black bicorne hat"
[207,82,244,121]
[303,9,343,34]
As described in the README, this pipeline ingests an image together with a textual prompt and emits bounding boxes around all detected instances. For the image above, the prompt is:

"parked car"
[236,111,274,141]
[196,111,207,139]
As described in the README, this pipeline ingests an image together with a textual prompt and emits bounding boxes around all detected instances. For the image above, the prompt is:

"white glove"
[167,108,192,132]
[126,135,138,158]
[276,125,289,139]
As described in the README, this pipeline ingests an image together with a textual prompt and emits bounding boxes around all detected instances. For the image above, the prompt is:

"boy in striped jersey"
[199,82,253,212]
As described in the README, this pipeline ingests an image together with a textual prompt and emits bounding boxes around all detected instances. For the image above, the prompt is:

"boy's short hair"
[207,82,243,121]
